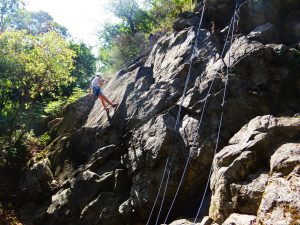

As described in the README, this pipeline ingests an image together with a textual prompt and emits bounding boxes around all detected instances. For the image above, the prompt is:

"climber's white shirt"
[90,76,101,88]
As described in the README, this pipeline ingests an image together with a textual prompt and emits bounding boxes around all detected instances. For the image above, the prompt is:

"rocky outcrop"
[207,0,300,44]
[257,144,300,225]
[222,213,256,225]
[209,115,300,223]
[247,23,279,44]
[50,94,95,137]
[13,1,300,225]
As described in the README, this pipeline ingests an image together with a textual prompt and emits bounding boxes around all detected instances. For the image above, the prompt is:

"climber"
[89,74,118,113]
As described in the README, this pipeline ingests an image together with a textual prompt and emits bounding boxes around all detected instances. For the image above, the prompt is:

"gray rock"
[43,170,116,224]
[168,219,201,225]
[247,23,279,44]
[222,213,256,225]
[270,143,300,175]
[80,192,126,225]
[52,94,95,137]
[173,16,200,32]
[257,146,300,225]
[13,7,300,225]
[209,116,300,223]
[205,0,300,44]
[119,198,134,216]
[199,216,213,225]
[20,158,54,202]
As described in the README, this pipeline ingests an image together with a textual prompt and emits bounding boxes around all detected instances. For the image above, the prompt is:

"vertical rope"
[193,2,239,222]
[146,2,207,224]
[164,6,238,223]
[145,158,169,225]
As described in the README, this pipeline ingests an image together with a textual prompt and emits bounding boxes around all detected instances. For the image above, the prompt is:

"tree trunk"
[128,18,137,35]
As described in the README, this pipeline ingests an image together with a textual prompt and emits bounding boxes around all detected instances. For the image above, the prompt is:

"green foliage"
[99,32,147,76]
[37,132,51,147]
[44,99,65,118]
[66,87,85,104]
[25,130,51,150]
[0,0,24,31]
[44,87,85,118]
[108,0,151,35]
[98,0,195,76]
[147,0,193,30]
[7,9,68,36]
[0,129,29,167]
[0,30,74,100]
[0,30,75,166]
[68,41,97,90]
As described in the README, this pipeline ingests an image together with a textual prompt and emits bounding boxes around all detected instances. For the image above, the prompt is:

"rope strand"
[193,2,240,222]
[146,2,207,224]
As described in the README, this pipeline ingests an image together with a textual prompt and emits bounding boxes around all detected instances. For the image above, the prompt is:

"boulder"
[173,17,200,32]
[222,213,256,225]
[42,170,116,224]
[19,158,54,202]
[51,94,95,137]
[247,23,279,44]
[205,0,300,44]
[167,216,213,225]
[257,144,300,225]
[209,116,300,223]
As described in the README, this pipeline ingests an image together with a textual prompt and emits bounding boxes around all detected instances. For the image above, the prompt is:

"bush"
[0,130,29,168]
[99,32,148,77]
[44,87,85,118]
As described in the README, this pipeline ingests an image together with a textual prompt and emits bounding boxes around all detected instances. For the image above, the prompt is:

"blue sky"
[26,0,114,47]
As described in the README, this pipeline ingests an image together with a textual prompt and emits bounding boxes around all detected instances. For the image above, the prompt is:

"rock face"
[11,1,300,225]
[209,115,300,223]
[207,0,300,44]
[257,144,300,225]
[222,213,256,225]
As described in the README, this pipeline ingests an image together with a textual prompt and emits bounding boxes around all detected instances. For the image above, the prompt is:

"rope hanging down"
[193,1,242,223]
[145,1,207,224]
[147,0,245,223]
[156,3,208,224]
[163,3,239,224]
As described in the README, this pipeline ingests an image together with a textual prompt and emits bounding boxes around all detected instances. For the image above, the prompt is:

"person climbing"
[89,74,118,113]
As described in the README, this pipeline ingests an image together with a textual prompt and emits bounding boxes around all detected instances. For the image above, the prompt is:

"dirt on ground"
[0,203,23,225]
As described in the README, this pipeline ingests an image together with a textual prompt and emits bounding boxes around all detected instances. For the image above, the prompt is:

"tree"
[67,41,97,92]
[0,30,74,140]
[108,0,139,34]
[146,0,192,27]
[0,0,24,31]
[7,9,68,36]
[107,0,156,35]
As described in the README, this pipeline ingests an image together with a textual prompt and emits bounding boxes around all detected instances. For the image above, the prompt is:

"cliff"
[13,0,300,224]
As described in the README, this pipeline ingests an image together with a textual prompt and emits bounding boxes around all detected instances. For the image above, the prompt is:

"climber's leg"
[99,94,118,108]
[99,96,107,109]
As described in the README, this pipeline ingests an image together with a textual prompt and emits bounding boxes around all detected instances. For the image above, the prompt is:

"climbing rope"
[193,1,241,223]
[147,0,245,223]
[163,4,238,224]
[155,2,208,224]
[146,1,207,224]
[146,158,169,225]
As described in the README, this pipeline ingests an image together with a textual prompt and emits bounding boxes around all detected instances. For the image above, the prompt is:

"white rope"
[146,2,207,224]
[193,2,240,222]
